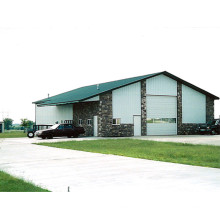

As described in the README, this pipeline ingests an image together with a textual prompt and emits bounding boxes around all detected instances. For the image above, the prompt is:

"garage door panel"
[147,96,177,118]
[147,124,177,135]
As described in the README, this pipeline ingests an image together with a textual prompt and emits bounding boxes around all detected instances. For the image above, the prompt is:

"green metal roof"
[33,71,219,106]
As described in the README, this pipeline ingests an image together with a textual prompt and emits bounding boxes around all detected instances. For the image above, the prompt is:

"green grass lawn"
[0,170,50,192]
[38,139,220,168]
[0,130,27,138]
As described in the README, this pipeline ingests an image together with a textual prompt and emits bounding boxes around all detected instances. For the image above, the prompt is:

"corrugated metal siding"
[146,74,177,96]
[112,82,141,124]
[182,85,206,123]
[36,104,73,125]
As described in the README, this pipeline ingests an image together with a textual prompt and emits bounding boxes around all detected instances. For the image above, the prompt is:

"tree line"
[3,118,34,131]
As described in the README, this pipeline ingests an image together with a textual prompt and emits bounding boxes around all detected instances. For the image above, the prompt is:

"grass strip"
[0,170,49,192]
[38,139,220,168]
[0,131,26,138]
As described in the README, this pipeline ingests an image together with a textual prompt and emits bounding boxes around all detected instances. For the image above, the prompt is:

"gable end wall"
[177,82,215,135]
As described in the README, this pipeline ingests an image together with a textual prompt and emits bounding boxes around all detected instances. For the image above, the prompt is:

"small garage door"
[147,95,177,135]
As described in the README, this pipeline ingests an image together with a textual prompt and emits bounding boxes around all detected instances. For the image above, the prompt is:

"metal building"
[33,71,219,137]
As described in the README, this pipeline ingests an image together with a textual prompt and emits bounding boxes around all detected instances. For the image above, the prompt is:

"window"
[64,124,73,129]
[87,119,92,126]
[112,118,121,125]
[79,119,82,126]
[58,125,64,130]
[147,118,176,124]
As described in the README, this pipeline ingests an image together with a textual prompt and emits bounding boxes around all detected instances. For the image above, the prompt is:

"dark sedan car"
[35,124,85,139]
[198,119,220,135]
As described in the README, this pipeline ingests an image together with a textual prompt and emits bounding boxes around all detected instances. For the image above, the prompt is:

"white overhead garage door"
[146,95,177,135]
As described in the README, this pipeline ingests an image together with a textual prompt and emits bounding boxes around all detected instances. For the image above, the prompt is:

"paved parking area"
[133,135,220,146]
[0,137,220,192]
[2,134,220,146]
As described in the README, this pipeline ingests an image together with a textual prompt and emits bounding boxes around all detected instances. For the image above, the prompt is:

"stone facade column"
[141,80,147,136]
[177,82,183,135]
[206,96,214,122]
[98,92,113,137]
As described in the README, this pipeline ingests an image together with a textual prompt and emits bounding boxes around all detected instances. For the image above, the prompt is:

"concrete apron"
[0,137,220,192]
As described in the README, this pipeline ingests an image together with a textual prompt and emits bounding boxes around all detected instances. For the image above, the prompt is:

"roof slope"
[34,71,219,106]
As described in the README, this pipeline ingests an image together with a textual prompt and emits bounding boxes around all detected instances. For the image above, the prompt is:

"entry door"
[93,116,98,137]
[0,124,2,133]
[134,115,141,136]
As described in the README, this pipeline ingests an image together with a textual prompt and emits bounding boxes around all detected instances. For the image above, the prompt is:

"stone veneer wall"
[73,102,99,136]
[177,82,215,135]
[141,80,147,135]
[98,92,134,137]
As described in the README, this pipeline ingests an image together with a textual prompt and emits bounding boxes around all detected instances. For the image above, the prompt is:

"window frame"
[112,118,121,125]
[87,119,92,126]
[78,119,83,126]
[146,118,176,124]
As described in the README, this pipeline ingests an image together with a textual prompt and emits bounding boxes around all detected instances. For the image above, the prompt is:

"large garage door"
[147,95,177,135]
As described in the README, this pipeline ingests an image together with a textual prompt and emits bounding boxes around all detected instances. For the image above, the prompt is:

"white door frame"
[133,115,141,136]
[93,116,98,137]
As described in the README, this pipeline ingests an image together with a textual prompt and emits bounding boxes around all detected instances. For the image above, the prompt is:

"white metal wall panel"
[112,82,141,124]
[36,104,73,125]
[146,74,177,96]
[182,85,206,123]
[147,96,177,135]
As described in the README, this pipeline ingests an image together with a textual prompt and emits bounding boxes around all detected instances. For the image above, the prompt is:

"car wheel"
[27,132,34,138]
[73,134,79,138]
[67,136,72,138]
[47,134,53,139]
[211,130,216,135]
[42,136,46,139]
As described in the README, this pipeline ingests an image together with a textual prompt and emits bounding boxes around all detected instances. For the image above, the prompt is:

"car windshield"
[50,124,60,129]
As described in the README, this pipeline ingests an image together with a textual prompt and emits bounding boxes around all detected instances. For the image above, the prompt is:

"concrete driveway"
[3,134,220,146]
[0,137,220,192]
[133,135,220,146]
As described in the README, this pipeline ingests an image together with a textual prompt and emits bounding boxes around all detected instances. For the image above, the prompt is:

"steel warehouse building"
[33,71,219,137]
